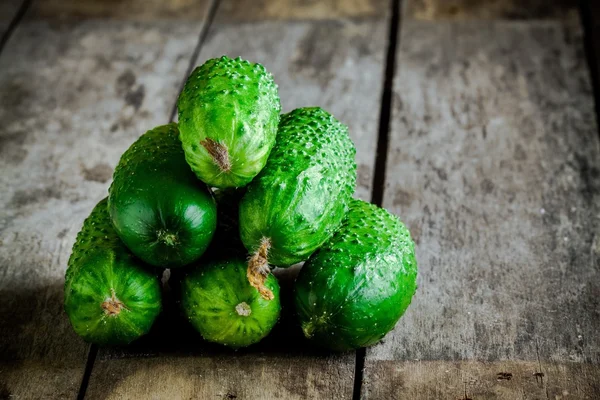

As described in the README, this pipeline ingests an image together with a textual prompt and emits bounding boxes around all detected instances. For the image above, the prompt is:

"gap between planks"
[74,0,222,398]
[353,0,402,399]
[580,0,600,139]
[77,345,98,400]
[0,0,31,54]
[168,0,221,122]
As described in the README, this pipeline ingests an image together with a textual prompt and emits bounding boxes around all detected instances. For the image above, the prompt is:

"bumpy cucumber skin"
[178,56,281,188]
[64,199,162,345]
[239,107,356,267]
[294,199,417,351]
[108,123,217,268]
[180,258,281,348]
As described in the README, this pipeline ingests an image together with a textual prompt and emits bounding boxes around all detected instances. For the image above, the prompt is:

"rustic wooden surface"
[0,0,212,398]
[217,0,388,21]
[1,0,600,399]
[34,0,213,20]
[365,361,600,399]
[406,0,578,20]
[84,0,388,398]
[362,3,600,399]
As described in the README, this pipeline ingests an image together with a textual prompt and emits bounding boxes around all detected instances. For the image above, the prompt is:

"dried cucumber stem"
[235,302,252,317]
[247,237,273,300]
[200,138,232,172]
[101,289,127,316]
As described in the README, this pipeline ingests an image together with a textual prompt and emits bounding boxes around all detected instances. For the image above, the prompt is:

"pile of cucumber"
[64,56,417,351]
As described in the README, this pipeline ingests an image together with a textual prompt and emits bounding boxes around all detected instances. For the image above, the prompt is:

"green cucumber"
[294,199,417,351]
[239,107,356,299]
[169,188,245,288]
[180,257,281,348]
[168,188,245,291]
[177,56,281,188]
[64,198,162,345]
[108,123,217,268]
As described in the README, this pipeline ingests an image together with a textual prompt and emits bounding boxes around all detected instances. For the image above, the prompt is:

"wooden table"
[1,0,599,398]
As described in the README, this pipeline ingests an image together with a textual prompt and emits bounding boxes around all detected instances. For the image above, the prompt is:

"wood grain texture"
[0,0,24,37]
[85,2,389,399]
[362,14,600,400]
[216,0,388,22]
[32,0,211,20]
[405,0,578,20]
[0,2,212,398]
[364,361,600,399]
[87,353,355,400]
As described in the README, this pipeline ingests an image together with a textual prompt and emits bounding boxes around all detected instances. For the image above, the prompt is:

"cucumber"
[168,188,245,291]
[177,56,281,188]
[108,123,217,268]
[64,198,162,345]
[239,107,356,299]
[294,199,417,351]
[180,257,281,348]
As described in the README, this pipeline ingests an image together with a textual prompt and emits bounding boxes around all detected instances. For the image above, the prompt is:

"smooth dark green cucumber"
[108,123,217,268]
[64,198,162,345]
[178,56,281,188]
[180,257,280,348]
[168,188,246,293]
[239,107,356,299]
[294,199,417,351]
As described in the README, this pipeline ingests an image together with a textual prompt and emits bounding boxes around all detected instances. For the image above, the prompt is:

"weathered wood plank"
[217,0,387,21]
[87,354,355,400]
[582,0,600,127]
[0,1,212,398]
[365,361,600,399]
[34,0,211,20]
[362,9,600,400]
[406,0,578,20]
[85,2,389,399]
[0,0,24,38]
